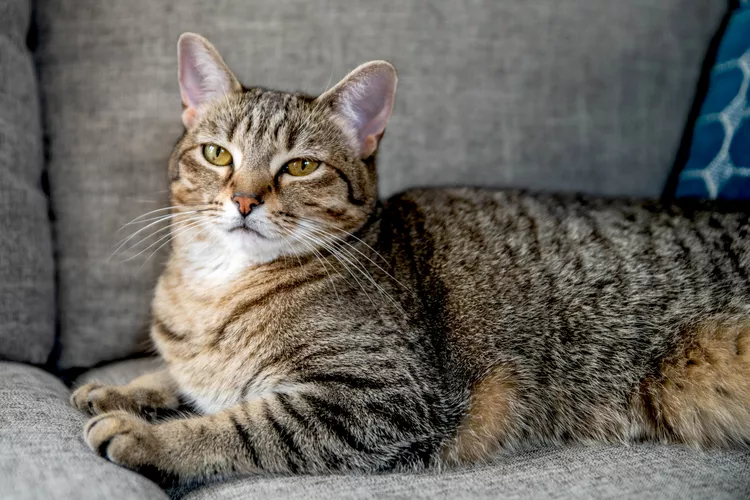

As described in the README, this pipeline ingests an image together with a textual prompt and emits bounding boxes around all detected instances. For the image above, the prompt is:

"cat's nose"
[232,193,262,217]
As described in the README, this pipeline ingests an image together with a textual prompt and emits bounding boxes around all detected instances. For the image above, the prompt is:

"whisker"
[163,220,217,268]
[293,227,378,312]
[298,220,413,294]
[111,215,209,260]
[124,204,214,226]
[152,220,215,270]
[298,216,391,266]
[117,218,209,264]
[118,209,214,231]
[112,212,203,253]
[323,236,405,314]
[278,226,341,304]
[295,225,406,315]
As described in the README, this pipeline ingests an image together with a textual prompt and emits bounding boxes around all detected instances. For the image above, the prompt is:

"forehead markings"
[228,111,247,145]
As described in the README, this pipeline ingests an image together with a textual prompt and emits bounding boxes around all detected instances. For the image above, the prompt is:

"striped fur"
[72,34,750,486]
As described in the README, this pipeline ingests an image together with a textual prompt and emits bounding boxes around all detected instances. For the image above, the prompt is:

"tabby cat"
[72,33,750,485]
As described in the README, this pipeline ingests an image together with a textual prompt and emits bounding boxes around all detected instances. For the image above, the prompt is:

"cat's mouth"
[228,223,266,239]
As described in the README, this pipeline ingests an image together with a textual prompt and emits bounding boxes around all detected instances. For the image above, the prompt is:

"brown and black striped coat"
[72,33,750,486]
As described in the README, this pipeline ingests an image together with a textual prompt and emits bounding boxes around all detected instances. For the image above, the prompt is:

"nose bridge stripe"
[232,167,272,196]
[233,192,260,201]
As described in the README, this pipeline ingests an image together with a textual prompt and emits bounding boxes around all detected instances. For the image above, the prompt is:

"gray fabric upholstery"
[181,445,750,500]
[73,356,163,387]
[0,0,55,363]
[0,362,168,500]
[75,359,750,500]
[34,0,727,369]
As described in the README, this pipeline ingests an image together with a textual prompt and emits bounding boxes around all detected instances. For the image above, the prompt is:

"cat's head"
[168,33,396,266]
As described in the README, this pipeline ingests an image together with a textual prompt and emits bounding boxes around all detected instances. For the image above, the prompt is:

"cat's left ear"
[177,33,242,128]
[318,61,397,158]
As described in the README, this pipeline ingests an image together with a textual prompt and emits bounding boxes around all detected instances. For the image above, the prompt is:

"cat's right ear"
[177,33,242,129]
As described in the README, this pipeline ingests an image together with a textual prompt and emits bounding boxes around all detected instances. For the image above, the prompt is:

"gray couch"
[2,0,748,498]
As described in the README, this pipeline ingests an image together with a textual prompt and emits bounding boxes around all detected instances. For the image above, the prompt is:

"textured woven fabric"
[0,0,55,363]
[676,0,750,199]
[0,362,168,500]
[35,0,727,370]
[178,445,750,500]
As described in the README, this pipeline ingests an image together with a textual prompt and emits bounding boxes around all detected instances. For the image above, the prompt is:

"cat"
[71,32,750,486]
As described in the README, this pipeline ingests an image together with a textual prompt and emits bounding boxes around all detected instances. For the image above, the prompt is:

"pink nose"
[232,193,261,217]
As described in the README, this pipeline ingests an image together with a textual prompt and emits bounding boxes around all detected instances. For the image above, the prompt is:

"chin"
[224,227,287,263]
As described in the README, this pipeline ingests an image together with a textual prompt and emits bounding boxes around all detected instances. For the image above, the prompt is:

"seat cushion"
[179,445,750,500]
[34,0,728,369]
[0,362,168,500]
[0,0,55,363]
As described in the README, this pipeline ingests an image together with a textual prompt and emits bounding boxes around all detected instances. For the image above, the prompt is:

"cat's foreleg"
[83,387,439,484]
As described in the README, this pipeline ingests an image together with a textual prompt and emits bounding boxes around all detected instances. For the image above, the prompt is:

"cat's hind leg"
[642,313,750,447]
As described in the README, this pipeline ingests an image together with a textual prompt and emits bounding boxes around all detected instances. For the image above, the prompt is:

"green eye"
[285,159,320,177]
[202,144,233,166]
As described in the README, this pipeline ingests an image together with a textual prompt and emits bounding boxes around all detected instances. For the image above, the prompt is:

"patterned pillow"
[675,0,750,199]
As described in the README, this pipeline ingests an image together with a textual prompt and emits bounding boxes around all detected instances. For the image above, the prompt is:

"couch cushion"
[0,0,55,363]
[178,445,750,500]
[34,0,727,368]
[73,356,163,387]
[177,444,750,500]
[0,362,168,500]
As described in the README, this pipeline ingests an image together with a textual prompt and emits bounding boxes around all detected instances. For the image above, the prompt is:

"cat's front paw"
[84,411,162,473]
[71,383,139,416]
[71,382,106,414]
[71,383,173,419]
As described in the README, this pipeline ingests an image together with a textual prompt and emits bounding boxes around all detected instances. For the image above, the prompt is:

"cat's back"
[382,187,750,283]
[379,187,750,374]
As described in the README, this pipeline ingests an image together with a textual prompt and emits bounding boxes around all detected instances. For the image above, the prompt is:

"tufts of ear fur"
[318,61,398,159]
[177,33,242,129]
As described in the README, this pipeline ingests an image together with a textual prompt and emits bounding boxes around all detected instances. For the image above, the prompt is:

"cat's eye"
[202,144,233,166]
[284,159,320,177]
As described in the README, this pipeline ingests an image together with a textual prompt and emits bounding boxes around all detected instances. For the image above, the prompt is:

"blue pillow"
[675,1,750,199]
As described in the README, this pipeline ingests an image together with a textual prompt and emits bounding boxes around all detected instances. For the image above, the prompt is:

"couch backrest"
[0,0,55,364]
[34,0,727,369]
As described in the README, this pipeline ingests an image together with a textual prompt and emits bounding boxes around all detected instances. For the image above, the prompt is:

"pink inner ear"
[177,34,239,124]
[333,64,397,158]
[179,47,204,109]
[348,73,395,140]
[179,38,213,110]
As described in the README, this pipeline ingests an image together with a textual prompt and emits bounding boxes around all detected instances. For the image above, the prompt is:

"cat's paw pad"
[84,411,160,471]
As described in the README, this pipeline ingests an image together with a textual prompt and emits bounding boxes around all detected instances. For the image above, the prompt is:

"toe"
[71,382,103,413]
[84,412,161,472]
[84,411,145,457]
